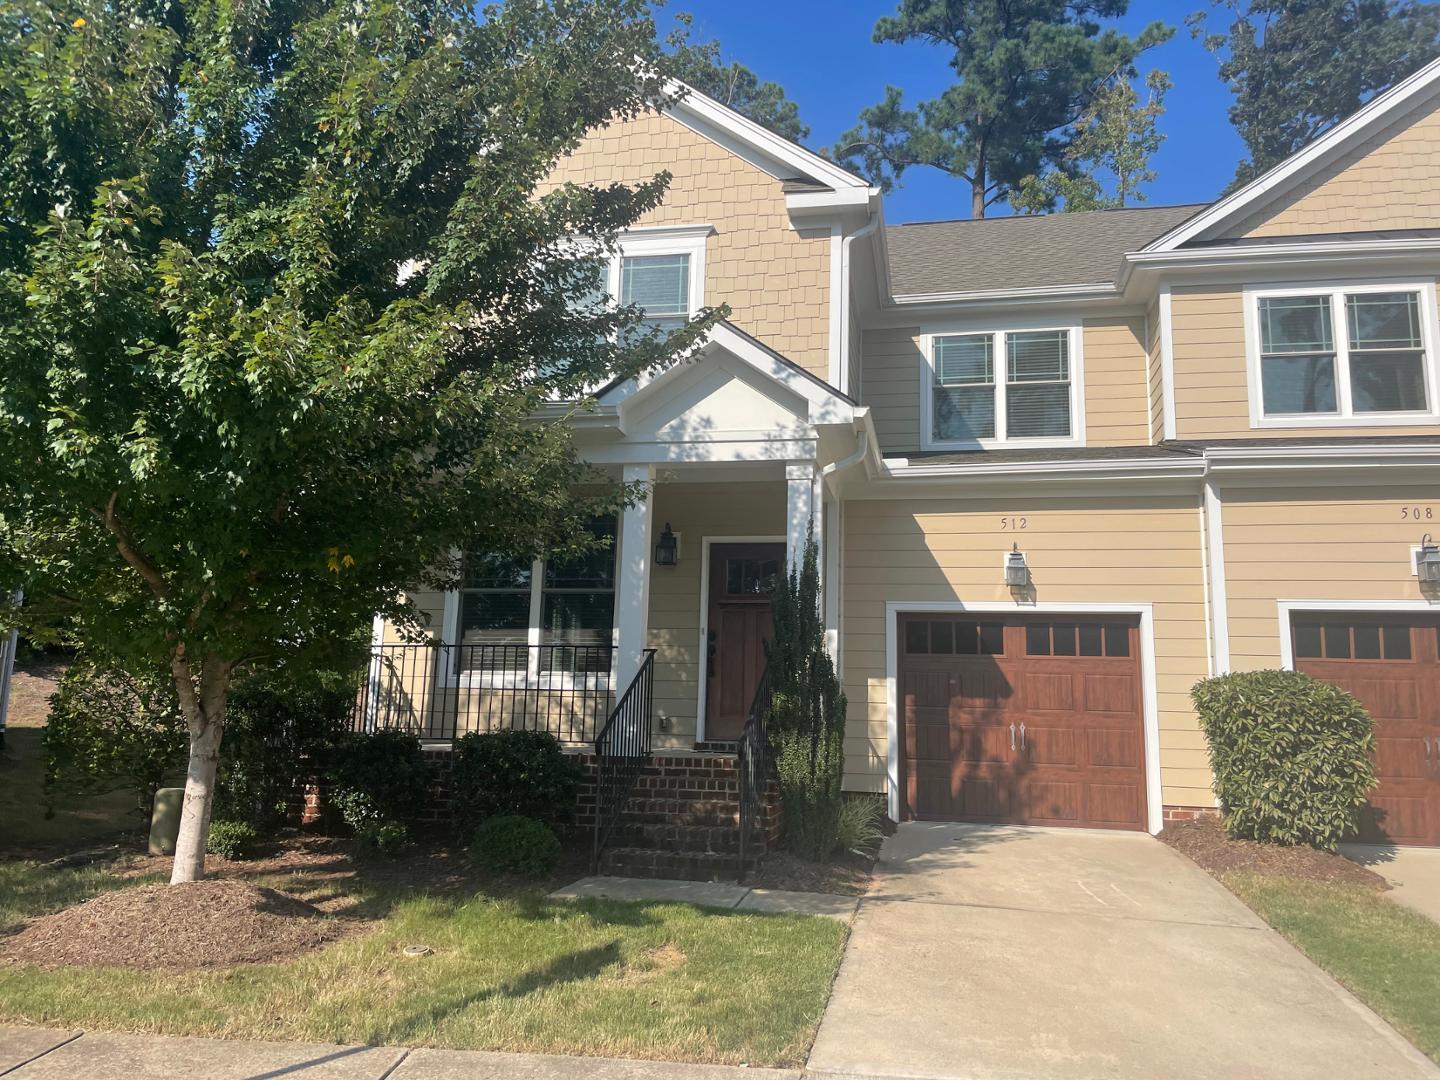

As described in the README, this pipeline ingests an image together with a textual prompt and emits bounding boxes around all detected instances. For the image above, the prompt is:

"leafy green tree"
[1011,68,1171,213]
[834,1,1172,217]
[662,12,809,141]
[1191,0,1440,188]
[764,532,847,861]
[0,0,720,883]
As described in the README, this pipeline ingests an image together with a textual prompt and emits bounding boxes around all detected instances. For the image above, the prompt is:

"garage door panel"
[1293,614,1440,847]
[1083,673,1139,715]
[1089,728,1142,769]
[900,614,1146,831]
[1023,673,1075,712]
[1024,727,1078,767]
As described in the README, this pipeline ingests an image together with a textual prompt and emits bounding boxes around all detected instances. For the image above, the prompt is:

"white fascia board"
[663,79,872,193]
[891,282,1117,308]
[879,455,1207,484]
[785,188,873,218]
[1128,238,1440,273]
[1143,57,1440,252]
[1204,444,1440,472]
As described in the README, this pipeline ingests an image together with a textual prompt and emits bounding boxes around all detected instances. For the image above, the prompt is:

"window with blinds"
[930,327,1076,446]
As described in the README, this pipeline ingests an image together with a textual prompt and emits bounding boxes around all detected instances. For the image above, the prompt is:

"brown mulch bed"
[747,848,875,897]
[0,880,362,970]
[4,657,68,729]
[1160,819,1388,889]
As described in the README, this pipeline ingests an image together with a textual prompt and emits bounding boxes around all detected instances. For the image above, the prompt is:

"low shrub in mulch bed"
[1160,819,1387,889]
[0,880,364,970]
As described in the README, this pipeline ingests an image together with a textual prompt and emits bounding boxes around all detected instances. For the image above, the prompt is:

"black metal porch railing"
[591,649,657,871]
[353,642,618,743]
[736,666,772,882]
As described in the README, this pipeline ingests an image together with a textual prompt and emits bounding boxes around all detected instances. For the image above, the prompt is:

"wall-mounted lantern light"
[1005,544,1030,589]
[655,523,679,567]
[1419,534,1440,586]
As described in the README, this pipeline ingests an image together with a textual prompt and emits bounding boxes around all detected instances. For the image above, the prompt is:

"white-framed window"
[602,226,708,331]
[446,515,618,686]
[920,324,1085,449]
[1245,280,1440,427]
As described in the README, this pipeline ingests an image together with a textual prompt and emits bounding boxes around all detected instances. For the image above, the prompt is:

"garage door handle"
[1010,723,1016,751]
[1020,723,1026,751]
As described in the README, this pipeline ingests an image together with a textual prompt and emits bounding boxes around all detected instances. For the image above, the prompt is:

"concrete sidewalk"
[0,1028,800,1080]
[1343,843,1440,924]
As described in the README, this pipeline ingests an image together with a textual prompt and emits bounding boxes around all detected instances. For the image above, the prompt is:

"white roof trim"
[597,322,859,427]
[662,78,873,194]
[1144,57,1440,252]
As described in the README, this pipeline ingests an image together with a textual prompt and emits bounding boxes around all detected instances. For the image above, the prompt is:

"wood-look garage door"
[899,615,1148,830]
[1293,614,1440,846]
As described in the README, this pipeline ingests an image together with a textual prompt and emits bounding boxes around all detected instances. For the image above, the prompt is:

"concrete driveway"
[807,822,1440,1080]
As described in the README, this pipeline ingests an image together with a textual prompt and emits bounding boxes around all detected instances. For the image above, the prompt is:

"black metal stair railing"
[591,649,657,871]
[736,667,772,882]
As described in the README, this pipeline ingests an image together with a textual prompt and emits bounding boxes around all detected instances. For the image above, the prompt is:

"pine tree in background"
[765,531,847,861]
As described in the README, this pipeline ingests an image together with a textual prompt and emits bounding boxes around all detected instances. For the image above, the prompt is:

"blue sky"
[661,1,1246,223]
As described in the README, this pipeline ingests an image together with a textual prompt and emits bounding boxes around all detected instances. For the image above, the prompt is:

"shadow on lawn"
[360,940,624,1045]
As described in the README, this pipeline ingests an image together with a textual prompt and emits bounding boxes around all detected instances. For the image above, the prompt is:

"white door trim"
[696,535,786,744]
[884,600,1164,835]
[1276,599,1440,669]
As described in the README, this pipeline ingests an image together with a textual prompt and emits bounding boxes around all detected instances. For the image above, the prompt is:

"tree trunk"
[971,144,988,218]
[168,653,233,884]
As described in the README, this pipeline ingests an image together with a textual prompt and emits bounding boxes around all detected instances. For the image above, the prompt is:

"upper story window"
[620,253,691,333]
[1248,282,1439,426]
[923,325,1083,449]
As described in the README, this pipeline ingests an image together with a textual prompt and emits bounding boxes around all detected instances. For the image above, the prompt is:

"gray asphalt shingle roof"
[885,204,1205,297]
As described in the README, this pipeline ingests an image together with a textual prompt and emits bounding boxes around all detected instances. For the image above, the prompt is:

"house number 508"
[1401,507,1434,520]
[1000,517,1028,530]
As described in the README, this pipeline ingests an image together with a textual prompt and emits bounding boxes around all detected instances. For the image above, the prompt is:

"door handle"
[1426,737,1434,770]
[1020,723,1027,751]
[1010,723,1016,751]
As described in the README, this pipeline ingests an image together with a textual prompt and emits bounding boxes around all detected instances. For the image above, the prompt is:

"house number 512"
[1401,507,1434,520]
[1000,517,1028,530]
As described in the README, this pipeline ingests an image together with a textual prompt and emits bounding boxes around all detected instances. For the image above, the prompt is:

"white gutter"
[822,429,870,486]
[891,282,1116,306]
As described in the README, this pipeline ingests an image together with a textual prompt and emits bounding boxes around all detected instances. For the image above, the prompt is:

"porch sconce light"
[655,523,679,567]
[1005,544,1030,589]
[1419,534,1440,586]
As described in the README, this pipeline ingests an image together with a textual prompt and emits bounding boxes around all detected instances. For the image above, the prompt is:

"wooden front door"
[899,614,1147,830]
[1293,614,1440,846]
[704,543,783,742]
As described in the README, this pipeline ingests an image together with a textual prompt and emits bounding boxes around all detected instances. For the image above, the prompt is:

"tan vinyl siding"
[1231,94,1440,239]
[543,112,831,379]
[860,320,1152,452]
[1170,282,1440,441]
[1082,315,1150,446]
[1222,486,1438,670]
[647,481,786,749]
[841,495,1214,808]
[861,326,923,453]
[1146,296,1164,444]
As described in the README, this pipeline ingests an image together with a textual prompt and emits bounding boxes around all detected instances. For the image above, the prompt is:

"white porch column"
[615,464,655,690]
[785,462,817,577]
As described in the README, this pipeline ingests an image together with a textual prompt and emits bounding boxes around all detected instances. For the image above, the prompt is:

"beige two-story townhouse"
[375,56,1440,870]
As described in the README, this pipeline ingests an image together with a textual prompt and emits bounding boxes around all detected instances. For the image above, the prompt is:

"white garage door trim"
[1277,599,1440,668]
[884,600,1164,835]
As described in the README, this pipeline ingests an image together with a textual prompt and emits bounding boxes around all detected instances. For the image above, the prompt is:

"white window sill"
[451,670,613,692]
[921,436,1086,452]
[1251,412,1440,429]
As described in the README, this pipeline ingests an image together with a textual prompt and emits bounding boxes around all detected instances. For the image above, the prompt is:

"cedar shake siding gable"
[541,111,832,381]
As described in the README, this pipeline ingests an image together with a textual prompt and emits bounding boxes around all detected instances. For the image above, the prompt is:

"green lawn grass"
[0,861,847,1066]
[1225,871,1440,1063]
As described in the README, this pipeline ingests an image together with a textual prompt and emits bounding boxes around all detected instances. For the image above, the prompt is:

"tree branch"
[91,492,170,599]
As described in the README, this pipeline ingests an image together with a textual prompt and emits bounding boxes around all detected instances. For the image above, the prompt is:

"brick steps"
[610,821,745,854]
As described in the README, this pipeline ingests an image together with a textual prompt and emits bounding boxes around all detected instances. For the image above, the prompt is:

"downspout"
[837,210,882,398]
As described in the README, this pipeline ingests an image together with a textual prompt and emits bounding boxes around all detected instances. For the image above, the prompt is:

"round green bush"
[206,820,259,861]
[355,820,409,855]
[450,730,582,833]
[1192,669,1376,851]
[470,815,561,875]
[325,730,430,832]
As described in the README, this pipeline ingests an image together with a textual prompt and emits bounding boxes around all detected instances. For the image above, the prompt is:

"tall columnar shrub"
[765,532,848,861]
[1192,669,1376,851]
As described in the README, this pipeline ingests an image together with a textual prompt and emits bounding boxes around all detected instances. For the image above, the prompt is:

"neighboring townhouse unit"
[374,56,1440,867]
